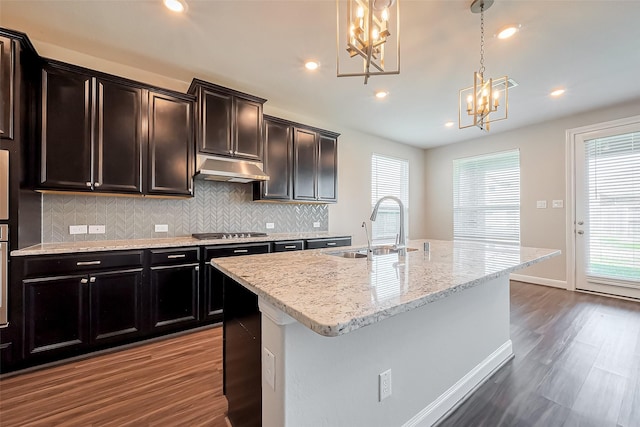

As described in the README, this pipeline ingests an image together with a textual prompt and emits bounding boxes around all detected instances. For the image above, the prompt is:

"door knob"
[577,221,584,225]
[577,230,584,235]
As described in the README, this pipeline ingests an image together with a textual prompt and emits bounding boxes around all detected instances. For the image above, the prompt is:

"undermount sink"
[328,246,418,259]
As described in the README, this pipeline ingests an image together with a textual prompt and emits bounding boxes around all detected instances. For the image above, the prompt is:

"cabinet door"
[40,65,93,189]
[317,133,338,202]
[293,128,317,201]
[23,274,88,357]
[234,98,263,160]
[94,78,143,193]
[260,118,291,200]
[150,264,199,330]
[147,91,193,196]
[204,265,224,321]
[0,36,15,140]
[200,89,232,156]
[90,269,144,343]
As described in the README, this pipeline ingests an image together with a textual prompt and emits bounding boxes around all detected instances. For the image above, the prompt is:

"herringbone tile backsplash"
[42,181,329,243]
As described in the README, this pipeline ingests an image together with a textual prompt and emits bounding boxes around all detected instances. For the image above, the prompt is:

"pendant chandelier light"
[459,0,508,132]
[336,0,400,84]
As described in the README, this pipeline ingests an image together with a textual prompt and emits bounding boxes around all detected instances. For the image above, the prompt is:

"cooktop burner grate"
[191,232,268,240]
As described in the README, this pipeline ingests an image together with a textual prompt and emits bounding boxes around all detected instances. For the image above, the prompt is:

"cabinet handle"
[233,249,249,254]
[94,182,101,188]
[80,278,88,284]
[229,149,234,154]
[167,254,186,259]
[77,261,101,266]
[89,277,96,283]
[284,245,297,249]
[326,242,337,246]
[195,266,200,272]
[85,182,92,187]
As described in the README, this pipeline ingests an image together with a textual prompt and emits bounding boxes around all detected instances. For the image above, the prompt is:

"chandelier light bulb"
[357,6,364,18]
[382,8,389,21]
[497,25,519,39]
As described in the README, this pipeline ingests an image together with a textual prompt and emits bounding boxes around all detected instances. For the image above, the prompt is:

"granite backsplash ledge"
[42,181,329,243]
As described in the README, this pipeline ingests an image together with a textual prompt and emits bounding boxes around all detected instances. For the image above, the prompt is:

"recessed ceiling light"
[550,88,566,97]
[163,0,186,13]
[497,25,520,39]
[445,121,455,128]
[304,61,320,71]
[375,91,388,99]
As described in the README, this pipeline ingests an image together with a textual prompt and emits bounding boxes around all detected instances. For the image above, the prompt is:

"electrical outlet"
[264,347,276,390]
[69,225,88,235]
[88,225,106,234]
[266,223,275,229]
[536,200,547,209]
[155,224,169,233]
[552,199,564,208]
[313,222,321,228]
[379,369,392,401]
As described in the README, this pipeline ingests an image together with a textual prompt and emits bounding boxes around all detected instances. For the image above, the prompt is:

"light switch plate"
[264,347,276,390]
[88,225,106,234]
[536,200,547,209]
[266,223,275,229]
[69,225,88,235]
[155,224,169,233]
[552,200,564,208]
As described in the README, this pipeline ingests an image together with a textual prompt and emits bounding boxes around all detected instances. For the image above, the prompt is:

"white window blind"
[585,132,640,282]
[453,149,520,245]
[371,154,409,244]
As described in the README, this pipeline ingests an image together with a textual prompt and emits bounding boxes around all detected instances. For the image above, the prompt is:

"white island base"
[258,274,513,427]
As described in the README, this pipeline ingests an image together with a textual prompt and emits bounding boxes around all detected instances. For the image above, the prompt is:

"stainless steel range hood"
[195,154,269,183]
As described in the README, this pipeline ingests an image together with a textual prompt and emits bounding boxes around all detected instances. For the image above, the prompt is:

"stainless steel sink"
[328,246,418,259]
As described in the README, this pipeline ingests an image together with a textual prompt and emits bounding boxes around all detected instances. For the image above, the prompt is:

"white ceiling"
[1,0,639,149]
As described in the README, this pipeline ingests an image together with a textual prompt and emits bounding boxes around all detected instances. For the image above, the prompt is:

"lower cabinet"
[202,243,271,323]
[149,247,200,332]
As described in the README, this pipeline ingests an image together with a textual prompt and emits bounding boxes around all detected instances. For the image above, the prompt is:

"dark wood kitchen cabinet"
[255,117,339,203]
[0,35,16,140]
[189,79,266,161]
[254,116,292,200]
[202,243,270,323]
[20,250,145,361]
[146,90,194,196]
[293,126,339,203]
[149,247,200,331]
[40,62,144,193]
[39,60,194,197]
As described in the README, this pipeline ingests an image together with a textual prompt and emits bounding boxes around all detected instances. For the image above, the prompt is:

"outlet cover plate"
[69,225,88,235]
[155,224,169,233]
[88,225,106,234]
[266,223,275,229]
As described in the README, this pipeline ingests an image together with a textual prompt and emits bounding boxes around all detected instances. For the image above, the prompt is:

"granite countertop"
[211,239,560,337]
[10,232,349,256]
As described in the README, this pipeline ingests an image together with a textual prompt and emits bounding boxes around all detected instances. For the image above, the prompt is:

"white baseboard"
[509,273,567,289]
[402,340,514,427]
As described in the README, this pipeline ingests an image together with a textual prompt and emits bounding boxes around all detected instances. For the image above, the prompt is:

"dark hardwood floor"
[439,281,640,427]
[0,281,638,427]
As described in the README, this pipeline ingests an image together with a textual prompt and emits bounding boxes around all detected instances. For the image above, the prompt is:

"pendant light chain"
[479,4,485,77]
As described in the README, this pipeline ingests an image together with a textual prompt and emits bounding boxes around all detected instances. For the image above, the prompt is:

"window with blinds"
[585,132,640,282]
[371,154,409,245]
[453,149,520,245]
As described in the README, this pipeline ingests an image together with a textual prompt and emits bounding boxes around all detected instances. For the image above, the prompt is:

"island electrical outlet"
[379,369,392,401]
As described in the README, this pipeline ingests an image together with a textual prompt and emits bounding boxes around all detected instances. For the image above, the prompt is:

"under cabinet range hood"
[195,155,269,183]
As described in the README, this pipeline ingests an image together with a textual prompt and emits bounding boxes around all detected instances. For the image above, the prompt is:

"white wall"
[424,98,640,284]
[32,40,428,246]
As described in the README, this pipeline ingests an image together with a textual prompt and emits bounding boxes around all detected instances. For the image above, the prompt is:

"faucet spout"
[370,195,406,257]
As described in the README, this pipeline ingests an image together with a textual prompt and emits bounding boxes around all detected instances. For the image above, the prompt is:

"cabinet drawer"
[23,251,144,277]
[273,240,304,252]
[305,237,352,250]
[204,243,271,259]
[149,247,200,266]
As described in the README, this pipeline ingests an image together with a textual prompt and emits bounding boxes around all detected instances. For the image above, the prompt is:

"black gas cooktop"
[191,232,268,240]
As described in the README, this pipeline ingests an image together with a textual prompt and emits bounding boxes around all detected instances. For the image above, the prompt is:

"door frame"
[565,114,640,292]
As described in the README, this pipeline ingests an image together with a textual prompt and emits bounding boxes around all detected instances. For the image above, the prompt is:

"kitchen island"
[211,240,560,427]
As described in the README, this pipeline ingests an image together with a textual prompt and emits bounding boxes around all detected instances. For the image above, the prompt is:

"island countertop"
[211,239,560,337]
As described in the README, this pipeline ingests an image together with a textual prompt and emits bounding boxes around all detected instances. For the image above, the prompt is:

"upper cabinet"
[255,116,339,203]
[39,60,194,197]
[146,90,194,196]
[188,79,266,161]
[0,35,16,140]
